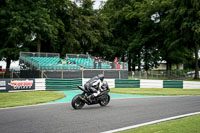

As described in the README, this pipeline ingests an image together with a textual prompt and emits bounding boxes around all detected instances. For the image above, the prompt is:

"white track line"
[111,95,185,100]
[101,112,200,133]
[0,102,69,110]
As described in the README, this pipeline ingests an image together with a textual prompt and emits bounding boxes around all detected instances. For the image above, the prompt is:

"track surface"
[0,96,200,133]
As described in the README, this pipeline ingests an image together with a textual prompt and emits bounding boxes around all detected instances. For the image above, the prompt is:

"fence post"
[157,71,158,79]
[82,69,84,78]
[145,71,147,79]
[132,71,134,79]
[41,70,44,78]
[61,70,63,79]
[11,69,13,79]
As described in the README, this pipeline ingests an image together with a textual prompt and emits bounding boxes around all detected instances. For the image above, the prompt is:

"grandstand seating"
[20,57,81,70]
[67,58,111,69]
[19,53,112,70]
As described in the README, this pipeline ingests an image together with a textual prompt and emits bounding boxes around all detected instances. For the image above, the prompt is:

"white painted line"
[111,95,186,100]
[101,112,200,133]
[0,102,69,110]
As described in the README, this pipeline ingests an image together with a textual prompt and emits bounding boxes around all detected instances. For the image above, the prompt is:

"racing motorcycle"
[71,81,110,109]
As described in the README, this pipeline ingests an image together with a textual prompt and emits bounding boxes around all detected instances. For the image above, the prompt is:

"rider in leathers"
[84,74,104,102]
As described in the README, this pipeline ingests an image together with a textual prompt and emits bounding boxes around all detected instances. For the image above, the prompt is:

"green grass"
[128,76,200,81]
[128,76,168,80]
[120,114,200,133]
[111,88,200,95]
[0,91,66,108]
[185,78,200,81]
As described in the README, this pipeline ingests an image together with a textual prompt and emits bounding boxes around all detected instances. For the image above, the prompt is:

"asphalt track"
[0,95,200,133]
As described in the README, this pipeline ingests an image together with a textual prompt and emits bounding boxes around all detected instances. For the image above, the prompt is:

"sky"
[73,0,107,9]
[93,0,107,9]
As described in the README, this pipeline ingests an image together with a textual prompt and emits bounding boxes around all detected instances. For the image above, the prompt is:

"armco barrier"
[46,78,82,91]
[1,78,200,91]
[44,79,199,90]
[39,79,200,90]
[115,79,140,88]
[163,80,183,88]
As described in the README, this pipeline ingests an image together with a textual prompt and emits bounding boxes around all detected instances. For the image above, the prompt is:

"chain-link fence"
[129,70,189,80]
[20,52,60,57]
[1,69,193,80]
[0,69,20,79]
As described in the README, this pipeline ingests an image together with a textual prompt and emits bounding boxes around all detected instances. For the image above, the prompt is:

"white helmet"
[98,74,104,82]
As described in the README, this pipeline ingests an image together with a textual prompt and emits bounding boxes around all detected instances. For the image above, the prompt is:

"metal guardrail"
[20,52,60,57]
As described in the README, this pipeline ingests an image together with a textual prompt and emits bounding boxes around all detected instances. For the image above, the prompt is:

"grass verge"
[0,91,66,108]
[120,114,200,133]
[185,78,200,81]
[110,88,200,95]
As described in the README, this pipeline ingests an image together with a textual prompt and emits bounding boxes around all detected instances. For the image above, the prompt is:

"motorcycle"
[71,81,110,109]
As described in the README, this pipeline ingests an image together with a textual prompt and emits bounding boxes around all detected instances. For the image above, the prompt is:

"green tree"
[126,0,195,75]
[160,0,200,78]
[127,0,162,71]
[65,0,111,57]
[0,0,26,72]
[102,0,163,70]
[102,0,140,66]
[0,0,68,69]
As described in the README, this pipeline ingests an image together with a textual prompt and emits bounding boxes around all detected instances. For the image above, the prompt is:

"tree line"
[0,0,199,78]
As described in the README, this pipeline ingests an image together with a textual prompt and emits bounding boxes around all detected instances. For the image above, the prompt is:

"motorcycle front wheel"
[99,94,110,106]
[71,94,85,109]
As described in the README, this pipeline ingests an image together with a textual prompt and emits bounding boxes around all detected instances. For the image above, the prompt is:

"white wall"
[140,80,163,88]
[35,78,46,90]
[183,81,200,89]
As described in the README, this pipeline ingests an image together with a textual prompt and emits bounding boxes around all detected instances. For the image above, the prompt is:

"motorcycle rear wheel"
[71,94,85,109]
[99,94,110,106]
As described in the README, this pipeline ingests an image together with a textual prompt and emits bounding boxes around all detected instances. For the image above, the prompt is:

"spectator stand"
[19,52,80,70]
[66,54,113,70]
[19,52,128,79]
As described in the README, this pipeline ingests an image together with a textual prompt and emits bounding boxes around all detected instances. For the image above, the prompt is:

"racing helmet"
[102,80,109,89]
[98,74,104,82]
